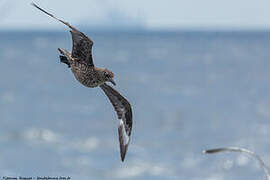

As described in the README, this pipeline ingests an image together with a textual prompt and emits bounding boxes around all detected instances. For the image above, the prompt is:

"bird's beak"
[109,78,116,86]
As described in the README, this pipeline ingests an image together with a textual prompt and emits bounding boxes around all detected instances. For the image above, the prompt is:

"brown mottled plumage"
[32,3,132,162]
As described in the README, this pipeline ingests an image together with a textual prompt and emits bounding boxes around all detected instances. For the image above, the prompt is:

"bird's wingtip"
[203,148,224,154]
[31,2,37,7]
[118,120,130,162]
[120,144,128,162]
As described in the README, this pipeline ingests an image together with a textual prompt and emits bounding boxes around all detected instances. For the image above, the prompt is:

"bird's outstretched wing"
[31,3,94,66]
[203,147,270,180]
[100,83,132,162]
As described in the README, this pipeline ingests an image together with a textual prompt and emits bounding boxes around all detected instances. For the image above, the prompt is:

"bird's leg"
[59,55,71,68]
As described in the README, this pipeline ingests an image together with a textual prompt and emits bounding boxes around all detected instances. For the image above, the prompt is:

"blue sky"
[1,0,270,30]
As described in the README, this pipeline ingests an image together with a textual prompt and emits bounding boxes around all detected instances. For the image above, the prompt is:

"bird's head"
[103,69,116,86]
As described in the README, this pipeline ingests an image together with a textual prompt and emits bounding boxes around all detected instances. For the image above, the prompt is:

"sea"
[0,30,270,180]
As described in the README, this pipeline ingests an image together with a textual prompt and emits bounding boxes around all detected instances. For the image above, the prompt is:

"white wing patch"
[119,119,130,146]
[100,83,133,162]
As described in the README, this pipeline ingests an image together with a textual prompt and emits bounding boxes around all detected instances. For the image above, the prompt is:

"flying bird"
[32,2,132,162]
[203,147,270,180]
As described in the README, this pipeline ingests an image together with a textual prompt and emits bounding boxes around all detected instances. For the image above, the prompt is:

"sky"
[1,0,270,30]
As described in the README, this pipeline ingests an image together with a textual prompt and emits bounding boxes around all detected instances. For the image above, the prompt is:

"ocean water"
[0,31,270,180]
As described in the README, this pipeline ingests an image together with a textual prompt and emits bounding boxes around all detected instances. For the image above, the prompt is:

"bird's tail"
[58,48,73,67]
[58,48,70,57]
[59,55,70,68]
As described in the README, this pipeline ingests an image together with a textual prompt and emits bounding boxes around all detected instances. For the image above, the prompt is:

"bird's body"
[72,63,99,88]
[59,48,110,88]
[71,63,103,88]
[32,3,132,162]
